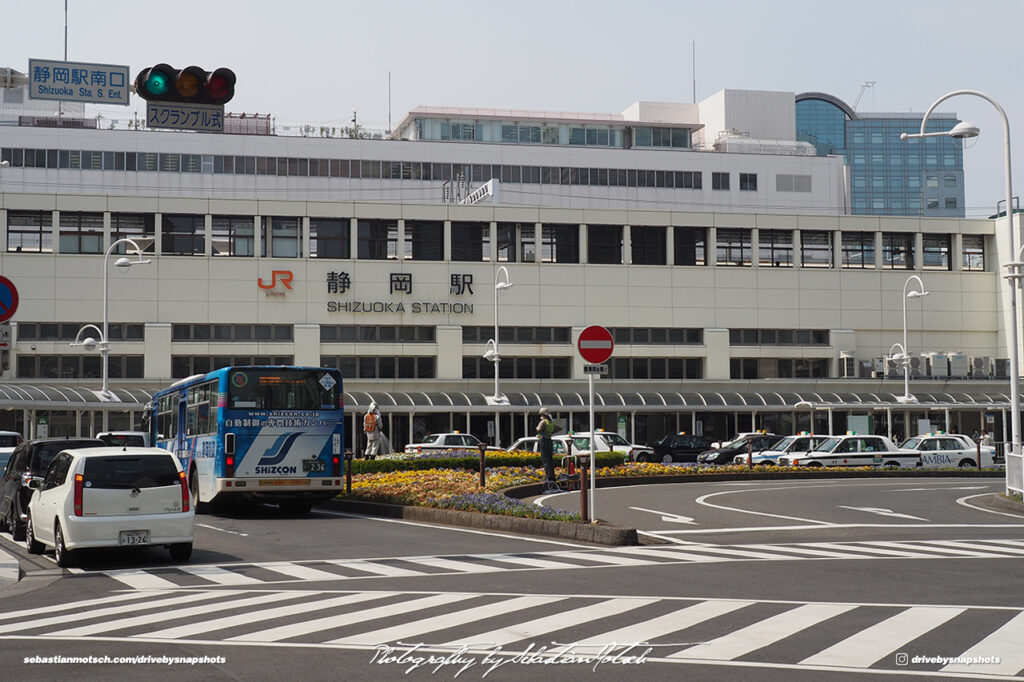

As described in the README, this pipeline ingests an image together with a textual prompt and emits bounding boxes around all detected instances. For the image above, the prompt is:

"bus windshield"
[228,368,338,410]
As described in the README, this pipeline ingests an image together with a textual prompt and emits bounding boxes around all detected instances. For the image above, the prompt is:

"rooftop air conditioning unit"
[885,356,903,378]
[908,354,925,378]
[871,357,886,379]
[995,358,1010,378]
[926,352,949,378]
[949,353,968,378]
[970,356,992,377]
[860,360,875,378]
[840,353,857,378]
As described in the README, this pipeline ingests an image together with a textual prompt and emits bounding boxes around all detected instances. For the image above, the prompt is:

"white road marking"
[837,506,929,521]
[957,492,1024,518]
[942,610,1024,675]
[695,489,835,525]
[629,506,697,523]
[195,523,249,537]
[889,486,990,492]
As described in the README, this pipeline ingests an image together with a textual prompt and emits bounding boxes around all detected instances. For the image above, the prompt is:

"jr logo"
[258,270,294,290]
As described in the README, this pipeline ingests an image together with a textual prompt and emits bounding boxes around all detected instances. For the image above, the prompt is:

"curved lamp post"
[901,90,1019,492]
[70,238,151,403]
[895,275,929,404]
[483,266,513,448]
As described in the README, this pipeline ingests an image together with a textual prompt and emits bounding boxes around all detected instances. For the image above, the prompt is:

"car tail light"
[73,474,84,516]
[179,471,190,512]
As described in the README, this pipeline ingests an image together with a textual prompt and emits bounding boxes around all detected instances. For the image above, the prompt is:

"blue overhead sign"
[28,58,130,105]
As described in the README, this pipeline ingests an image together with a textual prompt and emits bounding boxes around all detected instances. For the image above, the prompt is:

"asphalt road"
[0,477,1022,681]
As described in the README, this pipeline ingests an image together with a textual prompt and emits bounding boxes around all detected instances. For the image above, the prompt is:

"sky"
[3,0,1024,217]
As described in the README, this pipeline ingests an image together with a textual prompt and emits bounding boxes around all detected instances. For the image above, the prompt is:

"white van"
[96,431,150,448]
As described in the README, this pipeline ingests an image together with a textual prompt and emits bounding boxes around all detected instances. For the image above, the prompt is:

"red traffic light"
[134,64,235,105]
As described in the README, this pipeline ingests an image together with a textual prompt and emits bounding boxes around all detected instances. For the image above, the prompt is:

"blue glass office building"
[796,93,964,217]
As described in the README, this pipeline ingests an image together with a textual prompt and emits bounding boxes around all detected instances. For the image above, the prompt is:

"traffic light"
[134,64,236,105]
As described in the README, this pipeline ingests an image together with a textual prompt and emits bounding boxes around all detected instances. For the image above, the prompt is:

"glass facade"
[796,95,965,218]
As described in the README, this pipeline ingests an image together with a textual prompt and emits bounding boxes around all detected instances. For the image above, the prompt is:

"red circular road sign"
[0,276,19,323]
[578,325,614,364]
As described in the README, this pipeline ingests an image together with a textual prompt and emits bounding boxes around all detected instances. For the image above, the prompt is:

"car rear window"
[0,435,20,448]
[98,434,147,447]
[31,441,103,473]
[84,455,180,489]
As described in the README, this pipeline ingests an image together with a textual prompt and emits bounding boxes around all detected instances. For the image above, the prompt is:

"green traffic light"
[144,71,170,96]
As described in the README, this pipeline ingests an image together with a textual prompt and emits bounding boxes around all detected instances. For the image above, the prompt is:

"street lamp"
[484,266,513,448]
[901,90,1019,492]
[71,238,151,408]
[894,275,929,404]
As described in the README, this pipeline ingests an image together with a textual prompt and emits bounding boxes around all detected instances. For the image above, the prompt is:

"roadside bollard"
[477,442,487,487]
[344,450,353,494]
[977,442,982,470]
[578,453,590,522]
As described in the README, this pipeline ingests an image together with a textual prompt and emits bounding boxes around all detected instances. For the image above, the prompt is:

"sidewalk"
[0,546,19,586]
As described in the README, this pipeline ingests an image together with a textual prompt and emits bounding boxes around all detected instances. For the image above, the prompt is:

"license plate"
[119,530,150,546]
[302,458,326,473]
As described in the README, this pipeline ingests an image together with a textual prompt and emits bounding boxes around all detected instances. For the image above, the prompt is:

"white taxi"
[778,434,919,468]
[734,433,831,466]
[403,432,502,455]
[26,446,194,567]
[567,430,654,462]
[900,433,1001,468]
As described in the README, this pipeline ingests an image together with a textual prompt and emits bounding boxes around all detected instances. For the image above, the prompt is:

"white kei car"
[900,433,1001,468]
[26,446,195,567]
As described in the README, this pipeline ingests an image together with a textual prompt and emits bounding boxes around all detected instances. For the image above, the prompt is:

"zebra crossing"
[3,587,1023,677]
[70,537,1024,590]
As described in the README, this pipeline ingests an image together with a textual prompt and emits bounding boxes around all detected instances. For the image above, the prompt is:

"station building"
[0,87,1015,452]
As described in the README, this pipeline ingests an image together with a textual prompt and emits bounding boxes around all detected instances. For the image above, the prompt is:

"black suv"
[0,437,104,540]
[646,433,713,463]
[697,433,784,466]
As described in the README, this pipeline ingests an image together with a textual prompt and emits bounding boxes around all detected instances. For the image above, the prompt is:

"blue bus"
[148,366,344,514]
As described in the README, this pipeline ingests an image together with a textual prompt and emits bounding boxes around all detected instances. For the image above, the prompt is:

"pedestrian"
[980,430,994,447]
[363,403,383,459]
[972,429,981,442]
[535,407,561,493]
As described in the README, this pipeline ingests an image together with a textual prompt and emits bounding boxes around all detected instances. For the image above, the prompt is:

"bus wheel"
[280,500,313,516]
[190,469,208,514]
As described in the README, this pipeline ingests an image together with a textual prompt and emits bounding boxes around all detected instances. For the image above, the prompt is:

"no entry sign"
[577,325,614,364]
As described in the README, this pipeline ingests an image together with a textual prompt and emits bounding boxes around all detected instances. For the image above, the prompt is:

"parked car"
[507,436,569,456]
[697,433,783,465]
[0,437,105,540]
[567,430,654,463]
[404,432,501,455]
[777,434,919,468]
[96,431,150,448]
[26,446,194,567]
[648,433,712,463]
[900,432,1001,468]
[733,433,831,466]
[0,431,22,473]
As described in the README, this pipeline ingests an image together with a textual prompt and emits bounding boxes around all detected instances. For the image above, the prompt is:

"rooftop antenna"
[692,41,696,103]
[58,0,67,120]
[387,71,391,135]
[852,81,875,111]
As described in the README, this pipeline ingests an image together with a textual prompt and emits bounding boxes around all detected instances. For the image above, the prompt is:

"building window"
[404,220,444,261]
[172,324,292,341]
[945,175,957,188]
[712,172,730,190]
[883,233,915,269]
[729,329,829,346]
[462,327,570,344]
[759,229,792,267]
[308,218,350,259]
[673,226,706,266]
[776,174,812,192]
[6,210,52,253]
[161,214,204,256]
[587,225,622,264]
[18,354,142,379]
[922,234,951,270]
[610,357,702,380]
[739,173,758,191]
[611,328,702,345]
[58,211,103,254]
[172,355,294,379]
[451,222,489,262]
[633,127,689,148]
[110,213,155,253]
[801,231,833,268]
[260,216,300,258]
[716,228,751,266]
[630,226,666,265]
[496,223,524,263]
[842,232,875,268]
[730,357,829,379]
[211,216,255,257]
[357,219,398,260]
[944,198,958,210]
[926,198,939,209]
[963,235,985,271]
[540,224,579,263]
[322,355,435,379]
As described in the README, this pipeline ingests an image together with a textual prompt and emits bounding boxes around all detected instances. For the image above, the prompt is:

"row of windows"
[17,355,143,379]
[852,174,958,189]
[462,327,572,344]
[730,358,830,379]
[609,357,703,380]
[171,356,294,379]
[463,356,571,380]
[7,211,984,271]
[171,324,293,342]
[320,326,436,343]
[730,329,830,346]
[610,328,703,344]
[15,322,144,341]
[319,356,435,380]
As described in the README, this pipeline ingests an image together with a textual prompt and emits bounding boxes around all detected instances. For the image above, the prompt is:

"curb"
[987,493,1024,514]
[321,498,638,546]
[0,547,19,586]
